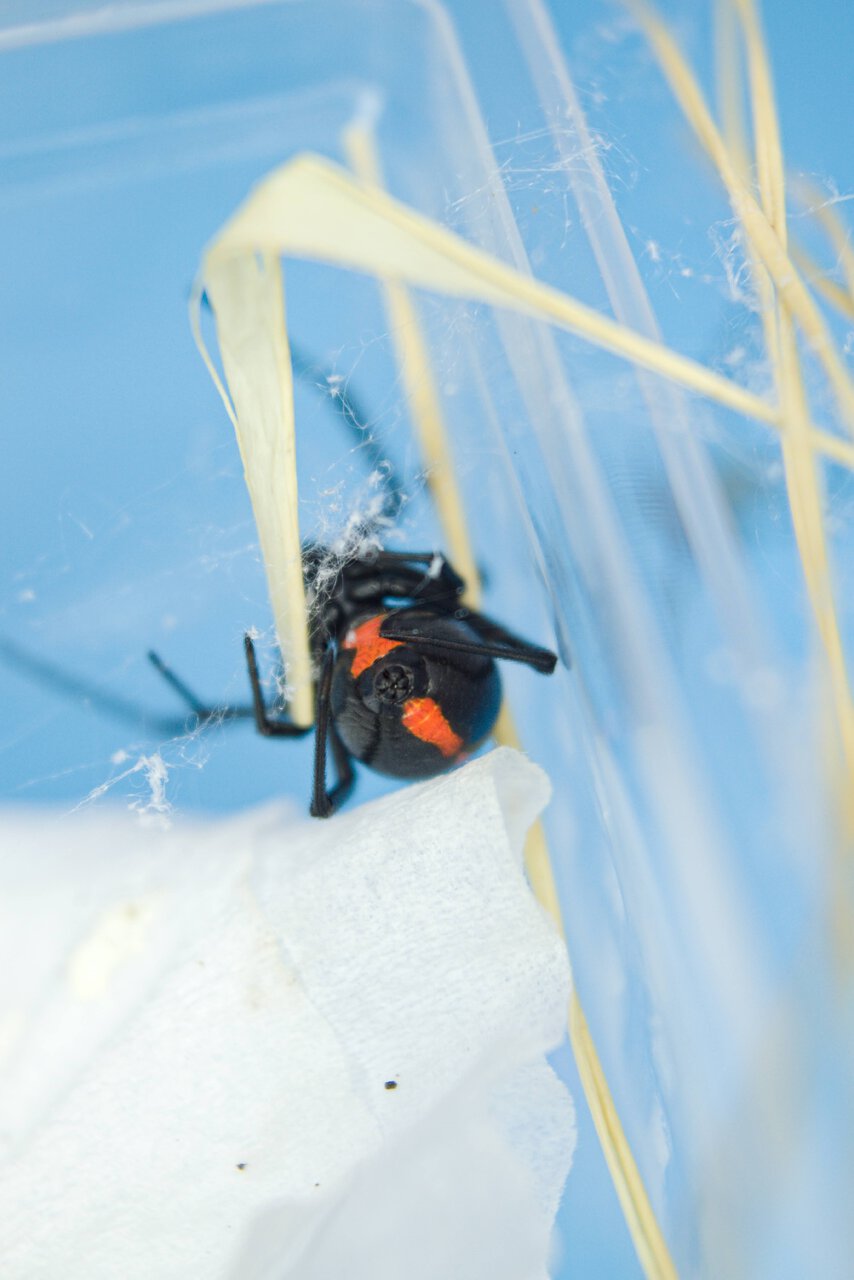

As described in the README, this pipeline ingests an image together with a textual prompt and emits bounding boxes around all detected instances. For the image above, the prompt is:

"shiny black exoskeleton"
[4,356,558,818]
[150,546,557,817]
[331,606,503,781]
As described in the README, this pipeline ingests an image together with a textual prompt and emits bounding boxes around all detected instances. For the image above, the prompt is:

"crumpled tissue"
[0,746,574,1279]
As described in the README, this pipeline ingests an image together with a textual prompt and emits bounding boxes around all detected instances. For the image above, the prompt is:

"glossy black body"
[12,360,557,818]
[150,546,557,817]
[331,609,503,779]
[295,547,557,812]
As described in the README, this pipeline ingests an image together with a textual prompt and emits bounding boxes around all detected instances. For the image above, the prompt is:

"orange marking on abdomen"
[401,697,464,759]
[344,614,402,677]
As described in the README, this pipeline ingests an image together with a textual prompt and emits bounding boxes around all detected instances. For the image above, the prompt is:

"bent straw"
[344,119,677,1280]
[191,253,313,728]
[626,0,854,433]
[342,125,481,605]
[206,154,854,471]
[790,248,854,323]
[791,178,854,322]
[796,181,854,304]
[723,0,854,986]
[639,0,854,784]
[732,0,854,782]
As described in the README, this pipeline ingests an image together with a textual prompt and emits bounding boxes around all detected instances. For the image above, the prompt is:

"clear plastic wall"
[1,2,852,1277]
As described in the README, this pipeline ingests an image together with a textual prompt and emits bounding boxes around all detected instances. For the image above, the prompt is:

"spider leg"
[147,651,254,725]
[379,609,558,674]
[457,610,561,673]
[326,721,356,814]
[310,643,356,818]
[354,550,465,599]
[242,635,312,738]
[197,320,407,523]
[304,549,465,621]
[341,565,464,615]
[0,636,190,737]
[289,348,405,523]
[344,572,460,609]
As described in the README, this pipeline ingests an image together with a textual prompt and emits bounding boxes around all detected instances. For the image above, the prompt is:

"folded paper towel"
[0,747,574,1279]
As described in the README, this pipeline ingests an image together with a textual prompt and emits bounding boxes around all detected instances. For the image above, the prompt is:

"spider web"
[1,5,853,1276]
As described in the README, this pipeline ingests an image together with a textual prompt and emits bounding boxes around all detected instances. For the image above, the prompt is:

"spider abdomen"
[330,611,502,780]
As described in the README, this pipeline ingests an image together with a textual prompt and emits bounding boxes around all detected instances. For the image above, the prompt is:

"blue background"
[0,2,851,1275]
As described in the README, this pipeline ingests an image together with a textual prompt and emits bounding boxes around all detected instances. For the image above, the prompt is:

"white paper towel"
[0,747,574,1279]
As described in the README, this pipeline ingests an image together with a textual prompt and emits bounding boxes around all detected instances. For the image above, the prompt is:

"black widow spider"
[0,348,557,816]
[149,543,557,817]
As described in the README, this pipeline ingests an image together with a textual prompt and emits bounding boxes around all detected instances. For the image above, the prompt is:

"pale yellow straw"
[643,0,854,785]
[628,0,854,433]
[344,121,678,1280]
